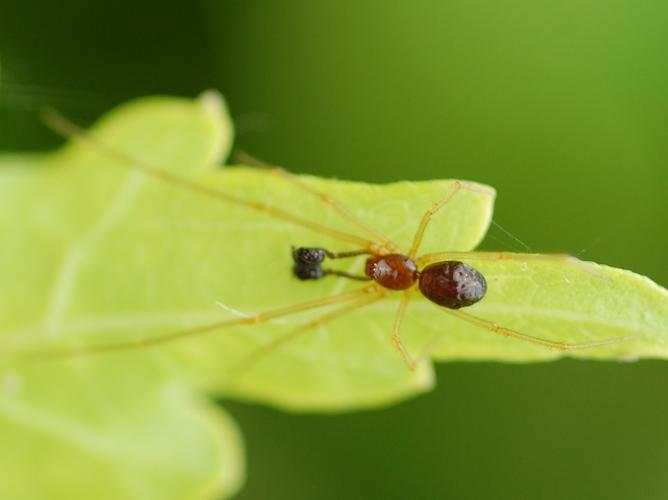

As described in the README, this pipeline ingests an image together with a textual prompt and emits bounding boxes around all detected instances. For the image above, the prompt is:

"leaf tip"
[197,90,234,165]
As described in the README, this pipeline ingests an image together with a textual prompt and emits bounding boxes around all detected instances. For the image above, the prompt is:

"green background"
[1,1,667,499]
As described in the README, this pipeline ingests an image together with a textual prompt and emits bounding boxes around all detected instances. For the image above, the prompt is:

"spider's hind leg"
[444,308,638,351]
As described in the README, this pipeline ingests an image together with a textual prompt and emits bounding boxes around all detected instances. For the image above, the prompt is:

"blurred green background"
[1,1,667,499]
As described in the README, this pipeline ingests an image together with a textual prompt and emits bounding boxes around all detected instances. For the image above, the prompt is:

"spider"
[37,110,633,372]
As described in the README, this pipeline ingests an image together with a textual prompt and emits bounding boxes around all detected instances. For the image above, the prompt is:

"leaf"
[1,92,497,412]
[0,358,243,500]
[1,92,667,497]
[0,95,243,499]
[406,258,668,362]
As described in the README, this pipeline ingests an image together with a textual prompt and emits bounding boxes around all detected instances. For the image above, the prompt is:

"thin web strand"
[490,219,532,251]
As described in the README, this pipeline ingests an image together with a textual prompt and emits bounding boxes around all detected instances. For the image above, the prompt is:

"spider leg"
[42,110,383,252]
[235,150,399,253]
[26,285,381,361]
[416,251,609,280]
[408,182,494,258]
[444,308,638,351]
[391,291,417,370]
[226,292,386,381]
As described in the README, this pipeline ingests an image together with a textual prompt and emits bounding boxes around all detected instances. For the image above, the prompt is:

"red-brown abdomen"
[365,254,418,290]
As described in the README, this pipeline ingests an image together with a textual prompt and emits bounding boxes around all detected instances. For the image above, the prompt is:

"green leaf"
[1,92,497,412]
[0,95,243,499]
[0,358,243,500]
[1,92,666,497]
[408,258,668,362]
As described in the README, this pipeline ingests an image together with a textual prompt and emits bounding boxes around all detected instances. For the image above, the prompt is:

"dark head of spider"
[292,246,326,280]
[292,246,487,309]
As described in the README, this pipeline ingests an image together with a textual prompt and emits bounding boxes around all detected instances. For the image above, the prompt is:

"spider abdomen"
[419,261,487,309]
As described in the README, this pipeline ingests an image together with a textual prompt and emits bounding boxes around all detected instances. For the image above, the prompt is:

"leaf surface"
[0,95,243,499]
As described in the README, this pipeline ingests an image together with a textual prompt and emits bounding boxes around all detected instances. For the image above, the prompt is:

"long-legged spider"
[36,111,634,372]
